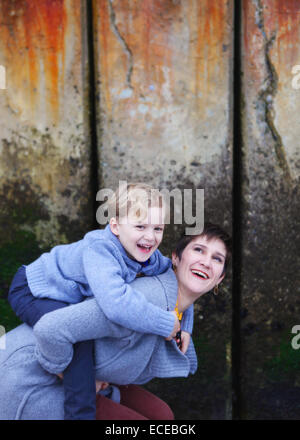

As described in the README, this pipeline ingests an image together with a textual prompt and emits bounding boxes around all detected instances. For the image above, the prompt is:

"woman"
[0,223,231,420]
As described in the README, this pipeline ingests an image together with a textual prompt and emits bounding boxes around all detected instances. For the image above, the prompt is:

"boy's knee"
[33,312,57,343]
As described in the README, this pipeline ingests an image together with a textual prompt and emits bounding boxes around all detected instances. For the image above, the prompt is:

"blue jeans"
[8,266,96,420]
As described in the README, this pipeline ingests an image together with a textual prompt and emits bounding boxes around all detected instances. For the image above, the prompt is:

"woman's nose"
[199,254,211,268]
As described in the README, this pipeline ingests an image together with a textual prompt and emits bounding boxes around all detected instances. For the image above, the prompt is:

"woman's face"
[172,235,226,298]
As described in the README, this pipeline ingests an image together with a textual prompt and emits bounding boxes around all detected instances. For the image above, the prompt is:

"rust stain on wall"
[244,0,300,78]
[0,0,67,119]
[265,0,300,70]
[194,0,226,100]
[96,0,228,115]
[96,0,182,111]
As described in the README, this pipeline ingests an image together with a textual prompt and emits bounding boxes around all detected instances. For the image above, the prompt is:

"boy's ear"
[109,217,119,236]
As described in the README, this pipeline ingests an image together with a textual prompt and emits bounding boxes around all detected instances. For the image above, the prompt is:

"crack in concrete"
[107,0,133,90]
[254,0,292,183]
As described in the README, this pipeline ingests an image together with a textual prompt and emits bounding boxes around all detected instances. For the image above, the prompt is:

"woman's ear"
[171,252,179,268]
[109,217,120,236]
[218,272,225,285]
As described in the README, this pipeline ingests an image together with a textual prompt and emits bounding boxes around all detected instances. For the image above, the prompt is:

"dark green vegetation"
[0,230,43,332]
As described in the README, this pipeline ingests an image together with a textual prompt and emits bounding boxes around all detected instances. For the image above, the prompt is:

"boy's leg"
[63,340,96,420]
[8,266,68,326]
[8,265,96,420]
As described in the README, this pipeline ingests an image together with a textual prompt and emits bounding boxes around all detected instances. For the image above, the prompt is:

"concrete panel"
[0,0,93,251]
[94,0,233,419]
[241,0,300,419]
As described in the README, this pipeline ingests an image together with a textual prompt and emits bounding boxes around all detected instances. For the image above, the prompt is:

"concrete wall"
[93,0,233,419]
[0,0,93,250]
[241,0,300,419]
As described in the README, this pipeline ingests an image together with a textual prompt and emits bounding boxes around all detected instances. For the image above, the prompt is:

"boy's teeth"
[191,270,208,279]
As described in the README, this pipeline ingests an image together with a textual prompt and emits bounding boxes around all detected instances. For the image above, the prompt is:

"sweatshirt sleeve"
[180,304,194,334]
[33,297,133,374]
[82,243,175,338]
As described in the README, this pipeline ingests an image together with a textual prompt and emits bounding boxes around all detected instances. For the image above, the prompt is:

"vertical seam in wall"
[232,0,243,420]
[86,0,100,228]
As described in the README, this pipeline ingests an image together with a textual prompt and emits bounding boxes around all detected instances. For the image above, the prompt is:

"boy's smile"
[109,206,165,262]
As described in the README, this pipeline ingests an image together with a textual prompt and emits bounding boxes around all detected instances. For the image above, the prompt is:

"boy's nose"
[144,229,155,241]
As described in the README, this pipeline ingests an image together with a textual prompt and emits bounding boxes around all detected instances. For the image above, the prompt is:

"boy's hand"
[165,311,180,341]
[179,331,191,354]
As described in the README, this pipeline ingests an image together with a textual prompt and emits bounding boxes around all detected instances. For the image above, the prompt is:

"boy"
[8,182,193,419]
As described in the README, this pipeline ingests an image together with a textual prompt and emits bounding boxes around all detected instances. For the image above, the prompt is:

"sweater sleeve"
[180,304,194,334]
[82,243,175,338]
[33,297,133,374]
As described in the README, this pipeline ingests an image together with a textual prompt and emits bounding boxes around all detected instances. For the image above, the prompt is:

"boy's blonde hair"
[106,182,167,223]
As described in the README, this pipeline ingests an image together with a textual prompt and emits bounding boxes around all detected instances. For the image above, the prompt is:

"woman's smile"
[191,269,210,280]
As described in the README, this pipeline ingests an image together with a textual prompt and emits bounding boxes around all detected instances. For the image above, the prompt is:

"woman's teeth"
[191,269,209,279]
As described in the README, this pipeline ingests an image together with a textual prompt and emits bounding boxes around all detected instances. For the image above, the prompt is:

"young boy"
[8,182,193,419]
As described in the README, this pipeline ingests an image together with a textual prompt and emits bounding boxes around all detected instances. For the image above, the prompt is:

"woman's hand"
[95,380,109,393]
[179,331,191,354]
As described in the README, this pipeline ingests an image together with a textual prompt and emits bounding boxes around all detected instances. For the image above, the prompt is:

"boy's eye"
[155,227,164,232]
[135,225,145,230]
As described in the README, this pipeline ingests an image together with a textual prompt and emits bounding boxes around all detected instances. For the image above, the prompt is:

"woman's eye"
[194,247,203,253]
[213,256,223,263]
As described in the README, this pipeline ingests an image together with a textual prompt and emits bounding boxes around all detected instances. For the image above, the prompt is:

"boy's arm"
[82,244,176,338]
[180,304,194,334]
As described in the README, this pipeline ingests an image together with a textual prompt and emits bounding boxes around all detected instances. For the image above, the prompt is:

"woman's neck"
[176,284,195,313]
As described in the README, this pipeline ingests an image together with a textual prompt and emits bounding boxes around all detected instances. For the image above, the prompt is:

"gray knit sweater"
[0,269,197,420]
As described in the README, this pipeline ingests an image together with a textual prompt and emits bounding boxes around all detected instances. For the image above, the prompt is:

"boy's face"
[110,206,165,262]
